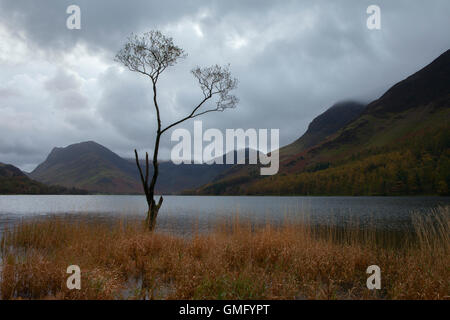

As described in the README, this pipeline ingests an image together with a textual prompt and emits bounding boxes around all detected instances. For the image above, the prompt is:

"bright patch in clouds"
[193,24,204,38]
[0,25,29,65]
[226,34,248,49]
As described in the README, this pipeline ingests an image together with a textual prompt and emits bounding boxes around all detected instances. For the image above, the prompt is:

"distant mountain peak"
[30,141,141,194]
[280,100,366,157]
[307,101,366,133]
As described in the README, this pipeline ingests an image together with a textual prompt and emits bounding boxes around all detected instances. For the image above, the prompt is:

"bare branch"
[134,149,147,195]
[191,64,238,110]
[145,152,149,189]
[115,31,187,82]
[161,64,238,134]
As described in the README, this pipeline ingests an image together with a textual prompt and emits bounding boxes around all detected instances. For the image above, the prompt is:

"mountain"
[134,159,231,194]
[280,101,366,159]
[194,102,366,195]
[0,162,88,194]
[30,141,231,194]
[196,49,450,196]
[30,141,141,194]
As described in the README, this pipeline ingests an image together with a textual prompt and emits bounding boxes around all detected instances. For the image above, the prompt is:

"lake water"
[0,195,449,235]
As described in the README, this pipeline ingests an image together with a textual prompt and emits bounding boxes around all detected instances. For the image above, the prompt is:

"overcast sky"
[0,0,449,171]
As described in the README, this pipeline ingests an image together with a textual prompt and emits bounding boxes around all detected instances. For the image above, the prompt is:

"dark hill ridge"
[0,162,25,178]
[312,49,450,156]
[305,101,366,140]
[0,162,88,195]
[280,48,450,169]
[31,141,141,194]
[195,49,450,196]
[280,101,366,158]
[365,49,450,115]
[38,141,136,177]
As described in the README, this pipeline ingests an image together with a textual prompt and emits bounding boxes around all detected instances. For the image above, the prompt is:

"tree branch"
[160,95,214,134]
[145,152,149,189]
[134,149,147,195]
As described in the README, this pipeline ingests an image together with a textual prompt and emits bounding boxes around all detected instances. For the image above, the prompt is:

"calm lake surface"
[0,195,449,234]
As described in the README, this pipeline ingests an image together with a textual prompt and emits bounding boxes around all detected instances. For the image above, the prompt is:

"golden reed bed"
[0,207,448,300]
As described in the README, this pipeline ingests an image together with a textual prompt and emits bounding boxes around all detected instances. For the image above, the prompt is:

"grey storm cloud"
[44,69,82,92]
[0,0,449,171]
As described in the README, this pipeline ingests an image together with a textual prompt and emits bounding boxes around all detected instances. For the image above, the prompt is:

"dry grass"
[0,207,448,300]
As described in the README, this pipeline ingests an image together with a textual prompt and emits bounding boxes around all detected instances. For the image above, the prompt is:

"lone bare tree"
[115,31,238,231]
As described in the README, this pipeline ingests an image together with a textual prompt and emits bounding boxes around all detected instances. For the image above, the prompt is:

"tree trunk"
[135,130,164,231]
[135,80,166,231]
[145,196,163,231]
